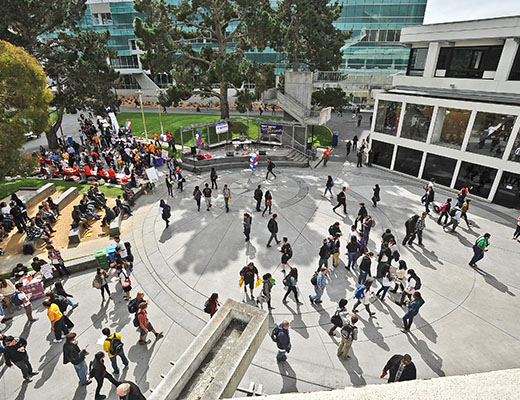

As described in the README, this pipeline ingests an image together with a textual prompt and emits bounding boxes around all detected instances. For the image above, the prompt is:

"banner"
[145,167,159,183]
[260,124,283,135]
[216,122,228,134]
[161,149,169,159]
[108,112,119,132]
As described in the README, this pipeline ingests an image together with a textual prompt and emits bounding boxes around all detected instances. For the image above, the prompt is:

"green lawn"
[117,112,331,147]
[0,178,123,200]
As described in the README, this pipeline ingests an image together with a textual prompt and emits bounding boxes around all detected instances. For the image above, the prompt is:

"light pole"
[136,89,148,139]
[157,89,164,137]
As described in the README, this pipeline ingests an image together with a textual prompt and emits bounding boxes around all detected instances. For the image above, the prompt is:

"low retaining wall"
[23,183,56,207]
[55,187,78,209]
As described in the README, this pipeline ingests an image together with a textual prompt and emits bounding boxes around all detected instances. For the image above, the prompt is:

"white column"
[460,110,477,152]
[371,98,379,132]
[417,151,428,179]
[488,169,503,202]
[423,42,441,78]
[450,159,462,188]
[494,38,519,81]
[389,143,398,170]
[396,102,407,138]
[425,106,439,144]
[501,115,520,161]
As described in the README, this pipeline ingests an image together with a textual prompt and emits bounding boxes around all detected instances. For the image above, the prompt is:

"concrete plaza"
[2,129,520,398]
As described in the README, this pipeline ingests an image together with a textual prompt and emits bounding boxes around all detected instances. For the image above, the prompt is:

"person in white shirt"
[443,208,462,232]
[14,282,38,322]
[395,269,419,306]
[346,225,357,242]
[114,237,128,260]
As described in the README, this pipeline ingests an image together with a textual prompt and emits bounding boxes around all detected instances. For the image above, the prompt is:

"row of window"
[375,100,520,162]
[340,4,426,18]
[358,29,402,42]
[371,141,520,209]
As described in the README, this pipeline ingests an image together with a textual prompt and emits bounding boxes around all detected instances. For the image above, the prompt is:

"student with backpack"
[444,207,462,232]
[396,269,421,306]
[102,328,129,375]
[323,176,334,198]
[12,282,37,322]
[45,291,74,329]
[62,332,91,386]
[332,187,347,214]
[358,252,374,284]
[273,320,291,362]
[91,351,121,400]
[437,198,452,225]
[266,158,277,180]
[266,214,280,248]
[401,292,425,333]
[402,215,419,246]
[309,266,328,304]
[204,293,220,317]
[352,277,376,317]
[279,237,292,273]
[282,267,302,304]
[257,273,275,310]
[337,314,358,360]
[159,199,171,227]
[328,298,349,336]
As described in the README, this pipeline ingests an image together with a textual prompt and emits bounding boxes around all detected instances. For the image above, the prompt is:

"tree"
[312,88,348,109]
[0,0,121,149]
[0,41,52,180]
[273,0,349,71]
[134,0,276,119]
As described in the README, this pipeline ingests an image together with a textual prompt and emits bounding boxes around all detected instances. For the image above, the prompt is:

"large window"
[375,101,402,136]
[421,154,457,187]
[455,162,497,199]
[92,13,112,25]
[509,132,520,162]
[493,171,520,209]
[508,48,520,80]
[371,140,394,168]
[436,46,503,79]
[466,112,515,158]
[119,75,139,89]
[406,48,428,76]
[110,55,139,69]
[400,104,433,142]
[394,146,423,177]
[431,107,471,149]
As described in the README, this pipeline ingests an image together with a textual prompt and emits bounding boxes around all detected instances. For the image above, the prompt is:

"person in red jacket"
[206,293,220,317]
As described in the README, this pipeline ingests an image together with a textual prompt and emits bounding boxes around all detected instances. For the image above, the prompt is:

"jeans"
[54,316,69,340]
[110,351,129,374]
[224,198,229,212]
[310,286,324,302]
[403,311,417,331]
[324,187,333,196]
[347,252,356,269]
[437,212,449,225]
[444,219,459,231]
[376,285,390,301]
[469,246,484,266]
[267,232,279,246]
[13,354,34,379]
[358,270,368,284]
[318,258,328,270]
[276,349,286,361]
[74,360,89,384]
[514,225,520,239]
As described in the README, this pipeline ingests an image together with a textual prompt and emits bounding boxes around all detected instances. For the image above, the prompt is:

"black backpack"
[133,313,140,327]
[108,336,124,356]
[310,271,319,286]
[203,299,211,314]
[53,295,68,313]
[127,298,139,314]
[449,208,457,217]
[162,204,171,218]
[342,323,355,340]
[270,325,280,342]
[282,276,290,287]
[285,245,293,258]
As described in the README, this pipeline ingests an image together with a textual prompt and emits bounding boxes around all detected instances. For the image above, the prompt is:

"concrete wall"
[24,183,56,208]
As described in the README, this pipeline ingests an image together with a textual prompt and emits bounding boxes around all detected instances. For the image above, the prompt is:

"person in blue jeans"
[62,332,91,386]
[102,328,129,374]
[358,252,374,284]
[309,267,328,304]
[401,292,425,333]
[469,233,490,268]
[276,321,291,362]
[346,236,359,271]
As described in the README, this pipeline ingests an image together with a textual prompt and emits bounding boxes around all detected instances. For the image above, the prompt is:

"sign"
[161,149,169,160]
[216,122,228,134]
[260,124,283,135]
[108,112,119,132]
[145,167,159,183]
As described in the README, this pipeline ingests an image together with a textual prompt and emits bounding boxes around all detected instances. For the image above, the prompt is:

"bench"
[22,237,38,255]
[24,183,56,207]
[68,225,83,244]
[55,187,78,210]
[109,212,123,236]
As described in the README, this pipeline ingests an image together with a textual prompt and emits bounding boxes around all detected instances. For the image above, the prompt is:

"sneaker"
[28,318,39,323]
[53,339,62,343]
[155,331,164,339]
[266,244,271,248]
[309,295,314,305]
[24,378,33,383]
[72,303,79,309]
[139,339,150,345]
[315,300,323,304]
[29,371,39,376]
[81,379,92,386]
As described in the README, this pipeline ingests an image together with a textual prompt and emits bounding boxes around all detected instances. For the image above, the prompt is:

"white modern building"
[370,16,520,209]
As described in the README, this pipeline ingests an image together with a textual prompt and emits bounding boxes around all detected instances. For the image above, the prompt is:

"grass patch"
[117,112,331,147]
[49,110,58,125]
[0,178,123,200]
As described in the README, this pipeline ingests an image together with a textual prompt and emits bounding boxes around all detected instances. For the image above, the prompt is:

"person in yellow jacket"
[101,328,129,375]
[42,299,70,343]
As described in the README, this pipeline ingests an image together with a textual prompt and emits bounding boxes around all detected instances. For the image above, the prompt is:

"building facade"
[370,16,520,209]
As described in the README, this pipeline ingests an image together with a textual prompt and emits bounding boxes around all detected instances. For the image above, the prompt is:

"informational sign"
[260,124,283,135]
[161,149,169,160]
[216,122,228,134]
[145,167,159,183]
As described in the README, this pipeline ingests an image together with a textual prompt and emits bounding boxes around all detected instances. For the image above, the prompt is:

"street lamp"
[157,89,165,137]
[136,89,148,139]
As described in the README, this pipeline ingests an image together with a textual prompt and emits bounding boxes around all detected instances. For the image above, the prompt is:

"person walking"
[266,158,277,180]
[116,264,132,301]
[102,328,129,375]
[401,291,425,333]
[202,183,212,211]
[361,214,373,242]
[193,185,202,212]
[389,260,408,294]
[0,277,15,314]
[358,252,374,284]
[408,212,427,247]
[117,382,146,400]
[222,184,231,213]
[346,140,352,157]
[323,148,331,167]
[137,302,163,345]
[333,186,347,214]
[280,237,293,273]
[240,262,259,300]
[62,332,91,386]
[165,175,173,197]
[381,354,417,383]
[443,207,462,232]
[336,314,358,360]
[396,269,420,306]
[13,282,37,322]
[460,199,471,228]
[318,238,332,270]
[424,187,435,214]
[437,198,452,225]
[282,267,302,304]
[352,135,358,151]
[371,184,381,208]
[331,234,341,268]
[204,293,220,317]
[47,244,71,277]
[91,351,121,400]
[352,277,376,317]
[356,148,363,168]
[43,299,70,343]
[243,213,252,242]
[210,167,218,189]
[323,176,334,198]
[266,214,280,247]
[254,185,263,212]
[469,233,491,268]
[93,268,112,302]
[262,190,273,217]
[346,236,359,271]
[159,199,171,228]
[257,273,274,310]
[309,266,328,304]
[402,214,419,246]
[3,335,39,382]
[513,216,520,240]
[376,264,393,301]
[328,298,348,336]
[275,320,291,362]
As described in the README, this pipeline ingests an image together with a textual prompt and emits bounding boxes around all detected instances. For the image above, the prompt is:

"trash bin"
[106,244,117,263]
[94,248,110,271]
[67,135,74,145]
[332,131,339,147]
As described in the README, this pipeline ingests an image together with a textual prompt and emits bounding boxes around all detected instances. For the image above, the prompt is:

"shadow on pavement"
[277,360,298,393]
[473,265,516,296]
[406,331,445,377]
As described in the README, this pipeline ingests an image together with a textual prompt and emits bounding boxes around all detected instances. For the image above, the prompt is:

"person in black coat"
[254,185,263,212]
[2,335,38,382]
[92,351,120,400]
[63,332,91,386]
[117,381,146,400]
[381,354,417,383]
[266,214,280,247]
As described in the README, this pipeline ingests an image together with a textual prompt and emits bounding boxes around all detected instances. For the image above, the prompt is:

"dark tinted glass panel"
[437,46,503,79]
[509,49,520,80]
[375,101,402,136]
[421,153,457,187]
[371,140,394,168]
[394,146,423,177]
[407,48,427,76]
[493,171,520,209]
[401,104,433,142]
[455,162,497,198]
[467,112,515,158]
[431,107,471,149]
[509,132,520,162]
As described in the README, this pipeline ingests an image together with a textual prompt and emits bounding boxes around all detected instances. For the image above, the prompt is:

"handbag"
[330,311,343,327]
[266,199,272,206]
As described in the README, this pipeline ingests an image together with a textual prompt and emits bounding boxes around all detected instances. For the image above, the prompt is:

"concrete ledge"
[65,255,98,273]
[24,183,56,207]
[149,299,268,400]
[109,212,123,236]
[236,368,520,400]
[68,226,82,244]
[55,187,78,209]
